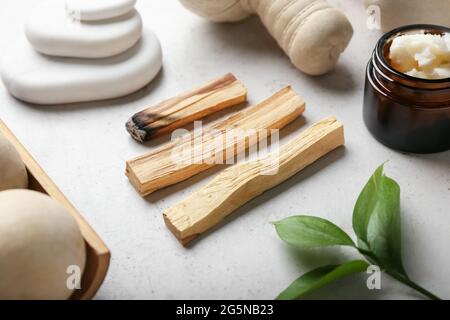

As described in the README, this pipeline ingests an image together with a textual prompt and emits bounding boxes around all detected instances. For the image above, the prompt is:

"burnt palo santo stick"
[126,73,247,142]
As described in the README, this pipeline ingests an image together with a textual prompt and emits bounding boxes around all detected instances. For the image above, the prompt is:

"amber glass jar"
[363,24,450,153]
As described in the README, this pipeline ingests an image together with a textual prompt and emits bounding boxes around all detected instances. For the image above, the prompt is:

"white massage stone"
[66,0,137,21]
[25,1,143,58]
[1,29,162,105]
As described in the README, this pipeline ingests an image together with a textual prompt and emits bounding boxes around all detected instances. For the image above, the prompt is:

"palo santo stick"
[164,117,345,245]
[126,87,305,196]
[126,73,247,142]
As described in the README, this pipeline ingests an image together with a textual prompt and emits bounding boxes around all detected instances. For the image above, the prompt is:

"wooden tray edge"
[0,119,111,300]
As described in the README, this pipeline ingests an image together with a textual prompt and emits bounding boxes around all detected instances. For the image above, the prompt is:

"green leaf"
[274,216,355,248]
[352,164,405,274]
[366,176,404,274]
[276,260,369,300]
[352,164,384,244]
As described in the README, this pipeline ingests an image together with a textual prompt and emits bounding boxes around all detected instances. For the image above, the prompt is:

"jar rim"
[367,59,450,110]
[375,24,450,85]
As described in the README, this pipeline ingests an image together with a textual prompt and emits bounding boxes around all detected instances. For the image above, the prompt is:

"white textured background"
[0,0,449,299]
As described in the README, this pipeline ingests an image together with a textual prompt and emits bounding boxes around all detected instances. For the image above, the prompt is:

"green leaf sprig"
[273,164,441,300]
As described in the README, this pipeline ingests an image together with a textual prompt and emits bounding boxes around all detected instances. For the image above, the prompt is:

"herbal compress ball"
[0,132,28,191]
[0,190,86,300]
[179,0,353,75]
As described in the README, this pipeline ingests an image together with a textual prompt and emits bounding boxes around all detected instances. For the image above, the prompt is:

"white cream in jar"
[389,32,450,79]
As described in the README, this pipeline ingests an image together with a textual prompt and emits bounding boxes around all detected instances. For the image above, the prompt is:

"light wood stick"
[126,73,247,142]
[164,117,345,245]
[126,87,305,196]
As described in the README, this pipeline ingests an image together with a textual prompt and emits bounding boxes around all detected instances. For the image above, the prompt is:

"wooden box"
[0,119,110,300]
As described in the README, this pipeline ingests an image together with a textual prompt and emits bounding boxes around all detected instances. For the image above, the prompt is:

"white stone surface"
[1,29,162,104]
[25,1,142,58]
[66,0,136,21]
[0,0,449,300]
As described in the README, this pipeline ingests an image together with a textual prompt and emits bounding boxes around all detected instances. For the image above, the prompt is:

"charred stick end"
[126,111,162,143]
[126,117,149,143]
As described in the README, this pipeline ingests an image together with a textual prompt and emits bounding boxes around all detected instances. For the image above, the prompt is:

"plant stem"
[355,247,441,300]
[355,247,380,266]
[356,247,377,261]
[387,271,441,300]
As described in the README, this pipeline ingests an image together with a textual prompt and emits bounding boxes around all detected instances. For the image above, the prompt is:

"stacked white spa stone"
[1,0,162,104]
